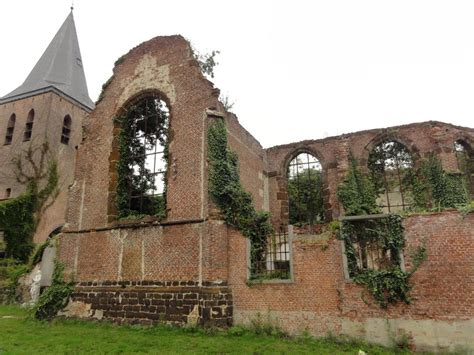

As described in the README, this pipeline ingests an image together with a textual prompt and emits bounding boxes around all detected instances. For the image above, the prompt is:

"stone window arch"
[368,140,414,212]
[4,113,16,145]
[287,151,324,232]
[454,139,474,198]
[112,93,170,219]
[23,109,34,142]
[60,115,72,145]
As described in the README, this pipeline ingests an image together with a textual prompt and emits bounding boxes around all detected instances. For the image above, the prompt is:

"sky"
[1,0,473,148]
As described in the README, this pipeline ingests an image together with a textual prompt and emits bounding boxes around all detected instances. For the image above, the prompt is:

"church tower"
[0,10,94,244]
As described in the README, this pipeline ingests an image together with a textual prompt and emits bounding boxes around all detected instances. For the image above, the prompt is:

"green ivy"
[337,153,379,216]
[339,215,414,308]
[337,154,424,308]
[33,261,74,320]
[0,190,37,262]
[28,239,51,269]
[0,160,58,263]
[0,259,29,303]
[414,156,469,209]
[288,167,324,225]
[115,99,169,219]
[458,200,474,217]
[207,119,274,278]
[340,151,469,215]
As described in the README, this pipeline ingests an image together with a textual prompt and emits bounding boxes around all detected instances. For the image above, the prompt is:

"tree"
[288,167,324,225]
[0,142,59,261]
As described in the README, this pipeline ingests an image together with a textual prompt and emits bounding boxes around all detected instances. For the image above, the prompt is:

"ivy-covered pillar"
[334,137,351,219]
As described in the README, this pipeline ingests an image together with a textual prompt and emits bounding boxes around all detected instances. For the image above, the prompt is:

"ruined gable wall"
[65,36,220,231]
[57,37,234,327]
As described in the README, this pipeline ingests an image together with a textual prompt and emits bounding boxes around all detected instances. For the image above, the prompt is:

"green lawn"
[0,305,408,354]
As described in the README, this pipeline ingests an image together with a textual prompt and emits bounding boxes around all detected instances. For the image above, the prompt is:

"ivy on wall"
[33,260,73,320]
[340,215,414,308]
[337,153,379,216]
[207,119,273,277]
[416,156,469,209]
[337,152,427,308]
[0,143,59,262]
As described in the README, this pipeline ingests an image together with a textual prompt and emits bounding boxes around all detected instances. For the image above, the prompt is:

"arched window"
[368,140,414,212]
[287,152,324,231]
[61,115,72,144]
[116,95,169,218]
[4,114,16,145]
[5,188,11,199]
[454,140,474,198]
[23,109,34,141]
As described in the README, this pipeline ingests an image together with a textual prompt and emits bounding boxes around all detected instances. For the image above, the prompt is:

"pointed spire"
[0,11,94,110]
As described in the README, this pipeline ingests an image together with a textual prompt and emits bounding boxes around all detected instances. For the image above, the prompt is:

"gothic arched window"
[61,115,72,145]
[23,109,34,141]
[4,114,16,145]
[368,140,414,212]
[116,95,169,218]
[287,152,324,231]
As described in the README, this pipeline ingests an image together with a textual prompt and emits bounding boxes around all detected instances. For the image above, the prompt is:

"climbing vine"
[413,155,469,209]
[208,119,274,277]
[339,215,414,308]
[0,142,59,262]
[115,97,169,219]
[337,152,430,308]
[33,261,73,320]
[337,153,379,216]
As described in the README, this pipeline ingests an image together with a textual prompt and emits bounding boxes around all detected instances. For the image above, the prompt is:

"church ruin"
[1,10,473,352]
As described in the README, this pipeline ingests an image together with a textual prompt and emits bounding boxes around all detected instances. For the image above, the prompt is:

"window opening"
[454,140,474,198]
[116,96,169,217]
[5,189,11,199]
[23,109,34,141]
[368,141,413,213]
[4,114,15,145]
[61,115,72,145]
[250,225,291,280]
[341,216,403,278]
[287,152,324,233]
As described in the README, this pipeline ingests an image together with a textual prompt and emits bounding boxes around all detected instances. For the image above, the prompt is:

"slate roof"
[0,11,94,111]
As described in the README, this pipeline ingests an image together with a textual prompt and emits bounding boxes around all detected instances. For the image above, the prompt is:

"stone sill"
[246,278,294,286]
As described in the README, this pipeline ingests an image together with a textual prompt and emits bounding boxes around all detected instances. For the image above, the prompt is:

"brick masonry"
[0,92,89,243]
[228,211,474,351]
[37,34,474,351]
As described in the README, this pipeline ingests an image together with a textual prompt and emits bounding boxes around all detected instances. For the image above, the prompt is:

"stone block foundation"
[60,281,233,327]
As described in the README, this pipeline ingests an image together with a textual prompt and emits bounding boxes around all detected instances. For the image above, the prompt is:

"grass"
[0,305,410,354]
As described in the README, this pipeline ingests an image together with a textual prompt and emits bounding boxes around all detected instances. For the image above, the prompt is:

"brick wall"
[49,34,474,351]
[266,121,474,225]
[65,36,221,231]
[228,210,474,351]
[225,112,268,211]
[0,92,88,243]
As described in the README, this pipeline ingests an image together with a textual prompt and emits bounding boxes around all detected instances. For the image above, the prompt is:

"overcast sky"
[1,0,473,147]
